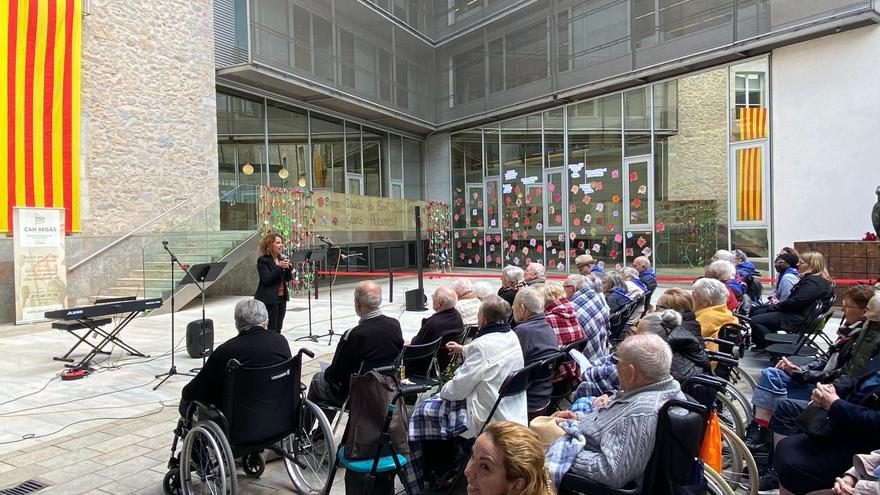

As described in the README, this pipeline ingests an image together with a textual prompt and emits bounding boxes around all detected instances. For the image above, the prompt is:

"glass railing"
[139,185,260,300]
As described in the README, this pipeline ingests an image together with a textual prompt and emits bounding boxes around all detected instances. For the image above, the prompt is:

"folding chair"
[766,301,835,359]
[528,352,566,420]
[548,337,589,412]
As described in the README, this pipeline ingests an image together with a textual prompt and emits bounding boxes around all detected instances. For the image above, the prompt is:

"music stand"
[292,250,320,342]
[309,242,361,346]
[181,262,227,372]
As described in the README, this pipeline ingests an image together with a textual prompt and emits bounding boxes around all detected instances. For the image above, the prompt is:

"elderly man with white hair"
[512,287,562,413]
[180,299,291,416]
[524,262,547,289]
[307,281,403,417]
[564,274,610,362]
[540,334,685,488]
[692,277,738,352]
[453,278,481,327]
[410,286,464,377]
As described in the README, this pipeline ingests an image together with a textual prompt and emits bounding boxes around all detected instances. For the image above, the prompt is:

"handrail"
[68,199,191,272]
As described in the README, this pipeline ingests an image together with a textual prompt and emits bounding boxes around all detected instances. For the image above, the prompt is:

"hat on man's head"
[575,254,595,267]
[778,253,799,267]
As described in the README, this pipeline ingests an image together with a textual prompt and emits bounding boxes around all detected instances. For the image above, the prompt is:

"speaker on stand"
[406,205,429,312]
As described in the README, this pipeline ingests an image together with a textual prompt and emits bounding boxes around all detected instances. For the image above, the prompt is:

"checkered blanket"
[546,419,587,486]
[401,395,469,493]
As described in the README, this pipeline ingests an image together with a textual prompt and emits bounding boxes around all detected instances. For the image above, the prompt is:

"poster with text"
[13,208,67,324]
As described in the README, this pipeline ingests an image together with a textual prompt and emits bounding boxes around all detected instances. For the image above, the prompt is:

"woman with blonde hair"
[540,283,585,385]
[749,251,834,349]
[254,232,293,332]
[465,421,554,495]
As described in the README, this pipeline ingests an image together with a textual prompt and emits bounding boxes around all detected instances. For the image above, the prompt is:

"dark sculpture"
[873,185,880,237]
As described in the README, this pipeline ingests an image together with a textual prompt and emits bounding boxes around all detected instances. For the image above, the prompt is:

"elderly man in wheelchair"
[163,299,336,495]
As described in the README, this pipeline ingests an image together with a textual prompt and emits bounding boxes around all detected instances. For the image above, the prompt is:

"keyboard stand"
[68,311,148,371]
[52,318,113,362]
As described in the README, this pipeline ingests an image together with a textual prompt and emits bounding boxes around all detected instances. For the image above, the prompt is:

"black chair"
[610,296,643,343]
[559,398,707,495]
[764,299,835,359]
[528,351,566,419]
[398,336,444,388]
[548,337,589,412]
[641,289,655,317]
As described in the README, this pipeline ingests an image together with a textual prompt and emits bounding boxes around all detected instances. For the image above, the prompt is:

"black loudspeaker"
[186,319,214,358]
[405,288,428,312]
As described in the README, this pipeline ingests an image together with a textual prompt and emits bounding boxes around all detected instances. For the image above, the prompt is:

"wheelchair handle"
[703,337,737,348]
[736,314,752,324]
[298,348,315,359]
[705,350,739,367]
[399,384,433,397]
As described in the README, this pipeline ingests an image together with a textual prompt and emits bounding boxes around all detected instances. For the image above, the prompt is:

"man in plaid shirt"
[564,274,611,363]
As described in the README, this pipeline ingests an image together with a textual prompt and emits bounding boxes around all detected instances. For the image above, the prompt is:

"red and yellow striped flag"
[1,0,81,233]
[736,146,762,222]
[737,107,767,141]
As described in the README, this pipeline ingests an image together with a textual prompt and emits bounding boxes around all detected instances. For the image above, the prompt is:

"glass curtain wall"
[450,57,771,276]
[216,90,424,229]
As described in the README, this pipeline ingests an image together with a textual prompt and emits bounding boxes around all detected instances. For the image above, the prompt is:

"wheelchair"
[162,349,336,495]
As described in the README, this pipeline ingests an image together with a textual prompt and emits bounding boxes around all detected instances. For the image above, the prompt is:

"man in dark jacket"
[307,281,404,418]
[632,256,658,292]
[512,287,560,414]
[180,299,291,416]
[409,286,463,377]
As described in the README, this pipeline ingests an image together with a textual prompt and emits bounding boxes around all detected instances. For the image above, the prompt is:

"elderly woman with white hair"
[704,259,742,311]
[498,265,525,307]
[473,281,493,301]
[692,278,739,352]
[538,334,685,488]
[454,278,481,327]
[524,262,546,289]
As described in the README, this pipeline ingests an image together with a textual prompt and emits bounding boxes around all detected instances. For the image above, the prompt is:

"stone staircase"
[95,231,255,301]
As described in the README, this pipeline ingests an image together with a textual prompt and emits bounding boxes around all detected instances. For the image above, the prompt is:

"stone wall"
[79,0,219,235]
[665,68,729,220]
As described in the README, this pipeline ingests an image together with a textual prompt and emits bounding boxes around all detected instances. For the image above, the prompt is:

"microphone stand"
[294,259,319,343]
[154,241,196,391]
[309,238,360,346]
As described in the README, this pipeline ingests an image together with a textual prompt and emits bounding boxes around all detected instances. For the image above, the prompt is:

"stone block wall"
[79,0,219,235]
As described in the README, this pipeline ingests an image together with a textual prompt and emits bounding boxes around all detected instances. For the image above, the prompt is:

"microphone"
[278,253,287,261]
[317,234,335,246]
[162,240,168,247]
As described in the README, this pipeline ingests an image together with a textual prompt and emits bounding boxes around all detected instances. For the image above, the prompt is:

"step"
[144,254,220,263]
[98,286,167,298]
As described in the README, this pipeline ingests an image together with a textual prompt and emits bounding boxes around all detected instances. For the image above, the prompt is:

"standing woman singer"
[254,233,293,333]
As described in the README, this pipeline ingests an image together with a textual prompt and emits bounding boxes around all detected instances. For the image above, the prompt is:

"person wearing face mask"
[465,421,554,495]
[254,233,293,333]
[770,252,801,304]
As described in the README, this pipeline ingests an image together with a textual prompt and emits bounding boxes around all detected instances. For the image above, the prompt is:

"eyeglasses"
[610,353,620,365]
[655,305,667,310]
[563,284,574,289]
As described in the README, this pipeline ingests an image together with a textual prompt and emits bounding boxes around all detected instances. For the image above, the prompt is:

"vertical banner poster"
[13,207,67,323]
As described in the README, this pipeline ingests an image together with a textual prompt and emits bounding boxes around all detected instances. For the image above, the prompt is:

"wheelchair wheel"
[242,452,265,478]
[715,393,746,438]
[163,469,181,495]
[730,366,757,393]
[180,421,238,495]
[721,386,754,432]
[718,422,758,495]
[284,398,337,495]
[705,464,737,495]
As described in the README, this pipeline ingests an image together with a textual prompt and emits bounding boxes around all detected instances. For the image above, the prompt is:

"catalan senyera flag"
[736,146,762,222]
[1,0,82,233]
[738,106,767,141]
[735,107,767,222]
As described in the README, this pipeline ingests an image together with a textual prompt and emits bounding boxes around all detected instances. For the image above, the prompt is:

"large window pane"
[403,138,422,200]
[267,102,309,188]
[567,94,623,270]
[363,127,384,197]
[653,68,729,276]
[309,113,344,191]
[624,87,651,157]
[505,19,548,90]
[453,46,485,105]
[452,132,484,268]
[501,115,542,268]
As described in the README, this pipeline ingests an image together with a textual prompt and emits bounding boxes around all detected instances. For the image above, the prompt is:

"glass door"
[544,167,568,272]
[347,174,364,195]
[623,156,654,267]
